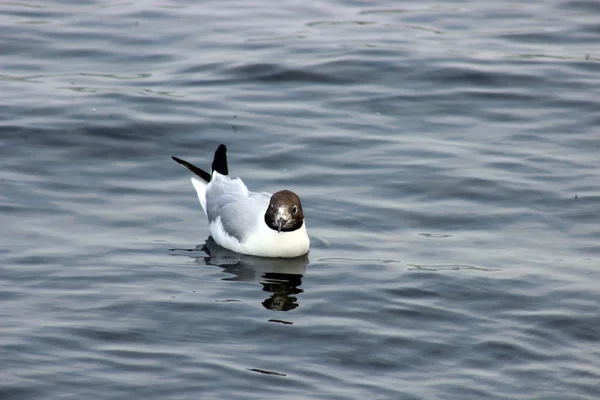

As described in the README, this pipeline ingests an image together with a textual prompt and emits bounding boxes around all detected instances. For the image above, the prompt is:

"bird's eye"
[292,205,298,214]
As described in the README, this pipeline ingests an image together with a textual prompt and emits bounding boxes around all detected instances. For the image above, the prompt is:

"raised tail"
[172,144,229,182]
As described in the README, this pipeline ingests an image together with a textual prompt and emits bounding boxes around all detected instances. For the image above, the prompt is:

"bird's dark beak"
[276,218,284,232]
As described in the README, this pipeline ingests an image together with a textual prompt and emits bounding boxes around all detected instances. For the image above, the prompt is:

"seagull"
[172,144,310,258]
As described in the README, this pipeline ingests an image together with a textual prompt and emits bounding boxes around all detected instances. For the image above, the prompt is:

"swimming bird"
[172,144,310,258]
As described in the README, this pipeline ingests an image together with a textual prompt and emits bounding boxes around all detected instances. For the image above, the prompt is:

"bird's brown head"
[264,190,304,233]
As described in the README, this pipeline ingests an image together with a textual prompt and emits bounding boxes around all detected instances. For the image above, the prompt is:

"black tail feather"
[211,144,228,176]
[171,156,211,182]
[172,144,229,182]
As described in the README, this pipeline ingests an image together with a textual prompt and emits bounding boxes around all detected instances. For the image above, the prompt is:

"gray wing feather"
[218,196,267,240]
[205,176,270,241]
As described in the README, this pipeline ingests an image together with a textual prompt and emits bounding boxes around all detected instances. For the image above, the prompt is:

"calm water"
[2,0,600,399]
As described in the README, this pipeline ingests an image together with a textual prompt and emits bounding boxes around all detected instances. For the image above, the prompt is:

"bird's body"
[173,145,309,258]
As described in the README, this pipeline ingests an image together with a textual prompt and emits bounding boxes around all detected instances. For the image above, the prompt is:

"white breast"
[209,214,310,258]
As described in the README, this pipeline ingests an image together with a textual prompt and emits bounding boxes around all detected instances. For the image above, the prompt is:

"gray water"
[2,1,600,399]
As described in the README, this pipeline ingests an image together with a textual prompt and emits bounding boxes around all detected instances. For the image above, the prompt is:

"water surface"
[2,0,599,399]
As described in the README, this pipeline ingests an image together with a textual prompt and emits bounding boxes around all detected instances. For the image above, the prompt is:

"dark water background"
[2,1,600,399]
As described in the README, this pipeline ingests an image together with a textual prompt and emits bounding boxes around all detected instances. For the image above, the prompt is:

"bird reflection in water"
[199,237,308,311]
